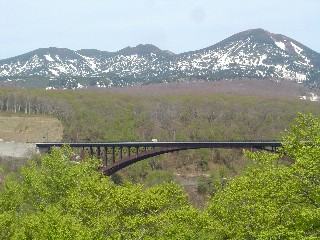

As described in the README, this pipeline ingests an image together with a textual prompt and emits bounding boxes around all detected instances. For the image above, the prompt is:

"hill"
[0,28,319,89]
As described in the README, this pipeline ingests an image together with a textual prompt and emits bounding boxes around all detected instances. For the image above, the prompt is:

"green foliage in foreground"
[206,113,320,238]
[1,113,320,239]
[0,147,206,239]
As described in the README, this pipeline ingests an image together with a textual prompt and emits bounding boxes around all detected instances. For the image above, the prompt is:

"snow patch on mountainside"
[274,64,307,82]
[76,53,99,72]
[291,42,303,55]
[44,54,55,62]
[274,41,286,51]
[48,69,59,76]
[258,54,268,65]
[300,93,319,101]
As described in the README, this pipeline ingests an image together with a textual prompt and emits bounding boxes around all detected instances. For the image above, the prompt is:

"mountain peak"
[231,28,275,44]
[243,28,270,35]
[117,44,174,56]
[76,49,115,58]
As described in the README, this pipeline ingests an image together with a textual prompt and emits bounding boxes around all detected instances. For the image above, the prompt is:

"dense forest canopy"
[0,113,320,238]
[0,87,319,142]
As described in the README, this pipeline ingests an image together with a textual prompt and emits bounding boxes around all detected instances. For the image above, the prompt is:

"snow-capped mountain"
[173,29,320,83]
[0,28,319,89]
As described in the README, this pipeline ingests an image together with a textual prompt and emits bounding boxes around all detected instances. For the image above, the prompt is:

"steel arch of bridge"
[36,141,281,176]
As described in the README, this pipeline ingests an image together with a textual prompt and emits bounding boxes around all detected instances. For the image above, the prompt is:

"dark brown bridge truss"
[36,141,281,176]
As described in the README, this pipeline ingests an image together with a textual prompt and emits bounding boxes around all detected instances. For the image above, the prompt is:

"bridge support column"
[127,147,131,157]
[103,147,107,166]
[96,147,101,158]
[112,147,115,163]
[80,147,85,159]
[119,147,123,159]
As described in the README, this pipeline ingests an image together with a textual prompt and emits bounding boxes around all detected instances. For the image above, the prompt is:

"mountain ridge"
[0,28,319,89]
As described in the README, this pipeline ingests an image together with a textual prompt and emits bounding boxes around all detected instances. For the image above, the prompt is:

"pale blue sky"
[1,0,319,59]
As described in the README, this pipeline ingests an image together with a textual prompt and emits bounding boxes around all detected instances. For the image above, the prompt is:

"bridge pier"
[102,147,107,166]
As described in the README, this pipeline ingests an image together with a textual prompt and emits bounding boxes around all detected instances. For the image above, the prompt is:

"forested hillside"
[1,86,319,143]
[1,85,320,198]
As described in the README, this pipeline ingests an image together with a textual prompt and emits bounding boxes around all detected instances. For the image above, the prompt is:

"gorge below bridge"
[36,141,281,176]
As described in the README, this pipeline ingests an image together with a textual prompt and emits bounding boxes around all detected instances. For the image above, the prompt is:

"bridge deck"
[36,141,281,148]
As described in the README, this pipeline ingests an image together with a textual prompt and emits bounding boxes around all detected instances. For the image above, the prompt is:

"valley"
[0,80,320,207]
[0,26,320,223]
[1,77,320,236]
[2,0,320,236]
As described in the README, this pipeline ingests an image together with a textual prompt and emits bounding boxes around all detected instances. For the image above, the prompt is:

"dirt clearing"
[0,114,63,142]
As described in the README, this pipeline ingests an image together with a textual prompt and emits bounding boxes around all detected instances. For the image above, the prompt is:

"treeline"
[0,89,74,123]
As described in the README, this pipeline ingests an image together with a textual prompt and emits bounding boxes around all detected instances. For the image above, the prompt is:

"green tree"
[0,146,204,239]
[205,113,320,238]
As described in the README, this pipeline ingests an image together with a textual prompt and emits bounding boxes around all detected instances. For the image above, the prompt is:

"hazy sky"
[1,0,319,59]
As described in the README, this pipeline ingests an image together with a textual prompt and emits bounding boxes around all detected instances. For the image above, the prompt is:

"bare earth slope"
[0,115,63,143]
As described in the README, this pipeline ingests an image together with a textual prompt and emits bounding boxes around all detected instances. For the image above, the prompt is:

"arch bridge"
[36,141,281,176]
